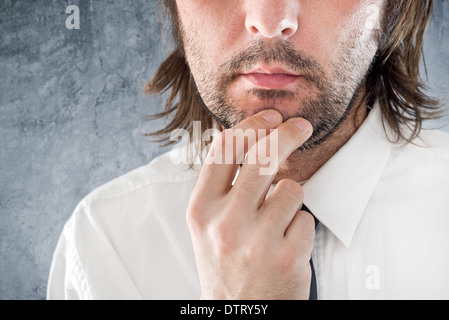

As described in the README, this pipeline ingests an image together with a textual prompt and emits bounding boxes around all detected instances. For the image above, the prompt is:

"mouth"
[240,66,302,89]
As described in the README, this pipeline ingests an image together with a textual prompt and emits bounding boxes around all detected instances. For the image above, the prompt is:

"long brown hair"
[144,0,442,156]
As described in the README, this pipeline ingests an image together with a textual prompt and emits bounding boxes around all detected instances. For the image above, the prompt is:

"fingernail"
[289,118,312,133]
[261,110,282,123]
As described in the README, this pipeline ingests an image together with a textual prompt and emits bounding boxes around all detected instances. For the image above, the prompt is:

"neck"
[273,87,368,184]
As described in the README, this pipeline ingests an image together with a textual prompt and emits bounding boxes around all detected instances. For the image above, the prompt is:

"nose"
[244,0,299,40]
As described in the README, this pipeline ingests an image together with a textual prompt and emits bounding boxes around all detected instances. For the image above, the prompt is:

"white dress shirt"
[47,104,449,300]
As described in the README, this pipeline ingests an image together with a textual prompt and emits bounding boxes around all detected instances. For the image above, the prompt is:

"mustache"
[217,39,327,91]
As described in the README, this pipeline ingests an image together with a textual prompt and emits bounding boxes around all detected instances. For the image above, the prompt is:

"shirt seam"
[399,130,449,160]
[401,144,449,161]
[64,219,93,300]
[79,170,200,204]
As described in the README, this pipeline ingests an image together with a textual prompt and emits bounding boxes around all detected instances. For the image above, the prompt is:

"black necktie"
[301,204,319,300]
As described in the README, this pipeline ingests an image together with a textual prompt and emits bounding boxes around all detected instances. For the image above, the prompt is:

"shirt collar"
[302,103,392,247]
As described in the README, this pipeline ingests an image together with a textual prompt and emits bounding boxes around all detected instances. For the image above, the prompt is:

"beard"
[185,29,379,151]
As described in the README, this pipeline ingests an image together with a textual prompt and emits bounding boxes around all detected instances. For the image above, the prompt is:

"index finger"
[230,117,313,209]
[195,110,283,199]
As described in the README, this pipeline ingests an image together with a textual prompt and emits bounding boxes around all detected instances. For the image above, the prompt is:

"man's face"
[175,0,385,150]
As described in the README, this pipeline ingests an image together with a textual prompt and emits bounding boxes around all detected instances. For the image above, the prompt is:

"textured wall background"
[0,1,448,300]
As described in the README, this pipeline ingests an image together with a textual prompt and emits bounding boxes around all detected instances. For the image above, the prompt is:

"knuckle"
[186,206,204,231]
[186,194,208,231]
[243,242,265,262]
[214,220,231,243]
[300,211,317,233]
[246,116,267,129]
[276,242,313,279]
[278,179,304,199]
[296,212,316,251]
[282,122,303,142]
[211,218,239,255]
[275,248,299,275]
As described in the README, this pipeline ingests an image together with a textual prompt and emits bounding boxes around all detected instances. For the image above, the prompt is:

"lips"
[240,67,301,89]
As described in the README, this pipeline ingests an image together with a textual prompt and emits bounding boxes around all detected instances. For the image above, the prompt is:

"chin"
[242,100,306,120]
[229,88,313,119]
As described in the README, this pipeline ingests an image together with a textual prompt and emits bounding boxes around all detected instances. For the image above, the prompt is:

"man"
[48,0,449,300]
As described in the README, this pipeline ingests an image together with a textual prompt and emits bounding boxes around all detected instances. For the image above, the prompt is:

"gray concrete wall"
[1,1,448,299]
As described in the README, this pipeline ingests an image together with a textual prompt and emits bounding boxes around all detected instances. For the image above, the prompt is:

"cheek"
[364,4,382,30]
[178,1,245,72]
[288,15,344,76]
[299,1,382,71]
[282,0,362,74]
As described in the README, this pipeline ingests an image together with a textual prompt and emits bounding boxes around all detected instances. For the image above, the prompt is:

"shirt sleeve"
[46,198,145,300]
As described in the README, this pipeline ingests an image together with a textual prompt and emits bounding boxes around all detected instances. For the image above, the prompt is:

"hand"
[186,110,315,300]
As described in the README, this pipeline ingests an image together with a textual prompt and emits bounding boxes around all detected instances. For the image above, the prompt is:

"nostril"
[282,28,293,37]
[280,19,298,38]
[245,10,299,39]
[249,26,259,35]
[282,27,296,38]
